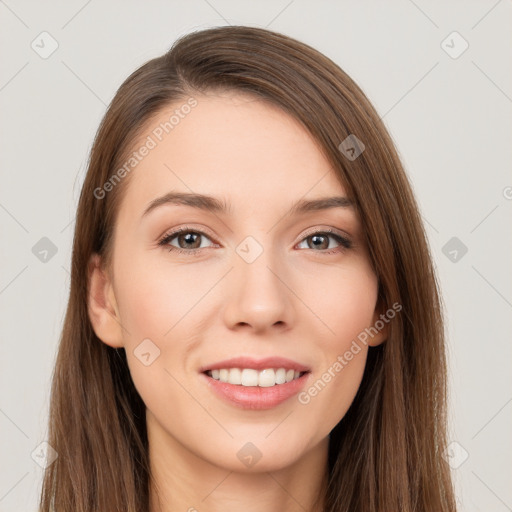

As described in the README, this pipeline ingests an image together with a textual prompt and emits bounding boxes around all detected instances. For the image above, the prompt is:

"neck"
[147,416,329,512]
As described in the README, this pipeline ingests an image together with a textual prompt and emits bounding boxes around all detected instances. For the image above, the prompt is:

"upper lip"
[199,356,311,373]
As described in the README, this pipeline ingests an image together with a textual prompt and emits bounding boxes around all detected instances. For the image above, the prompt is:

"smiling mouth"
[204,367,309,387]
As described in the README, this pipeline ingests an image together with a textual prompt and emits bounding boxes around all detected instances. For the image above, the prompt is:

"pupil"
[311,235,327,250]
[180,232,200,249]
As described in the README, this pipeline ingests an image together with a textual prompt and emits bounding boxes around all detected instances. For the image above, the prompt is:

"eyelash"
[157,225,352,256]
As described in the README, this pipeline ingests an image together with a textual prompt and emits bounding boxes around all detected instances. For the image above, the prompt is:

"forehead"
[118,91,347,220]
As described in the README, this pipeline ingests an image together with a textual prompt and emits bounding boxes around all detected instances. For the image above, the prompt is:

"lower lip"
[200,372,310,410]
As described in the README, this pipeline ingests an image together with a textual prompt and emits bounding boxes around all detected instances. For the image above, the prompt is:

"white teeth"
[207,367,305,387]
[258,369,275,387]
[228,367,241,384]
[275,368,286,384]
[241,369,259,386]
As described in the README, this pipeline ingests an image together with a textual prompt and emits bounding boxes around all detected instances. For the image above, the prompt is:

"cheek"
[300,258,378,344]
[296,263,377,426]
[111,251,218,400]
[112,250,216,342]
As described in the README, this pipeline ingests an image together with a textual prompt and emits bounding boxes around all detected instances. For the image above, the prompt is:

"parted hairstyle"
[39,25,457,512]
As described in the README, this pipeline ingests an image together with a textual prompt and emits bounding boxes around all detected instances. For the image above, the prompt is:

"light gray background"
[1,1,511,511]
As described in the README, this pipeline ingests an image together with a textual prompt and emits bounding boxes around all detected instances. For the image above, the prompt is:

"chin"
[200,431,317,473]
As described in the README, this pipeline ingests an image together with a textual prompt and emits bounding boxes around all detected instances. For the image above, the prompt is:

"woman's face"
[90,91,386,473]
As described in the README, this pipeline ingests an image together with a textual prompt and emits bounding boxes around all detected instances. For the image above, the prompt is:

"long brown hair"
[39,25,456,511]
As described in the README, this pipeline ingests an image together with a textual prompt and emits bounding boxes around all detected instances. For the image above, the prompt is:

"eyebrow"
[141,191,353,218]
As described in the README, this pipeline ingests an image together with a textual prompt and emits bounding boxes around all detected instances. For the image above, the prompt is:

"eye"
[158,226,352,256]
[158,226,217,255]
[296,228,352,255]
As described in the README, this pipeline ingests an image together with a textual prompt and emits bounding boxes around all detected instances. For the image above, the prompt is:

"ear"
[87,253,124,348]
[367,295,389,347]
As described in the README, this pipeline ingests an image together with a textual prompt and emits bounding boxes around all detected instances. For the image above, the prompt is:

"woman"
[39,25,457,511]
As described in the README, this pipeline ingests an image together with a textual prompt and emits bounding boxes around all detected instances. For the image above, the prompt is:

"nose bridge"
[222,233,294,331]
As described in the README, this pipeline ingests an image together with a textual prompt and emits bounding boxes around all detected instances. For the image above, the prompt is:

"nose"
[222,248,295,334]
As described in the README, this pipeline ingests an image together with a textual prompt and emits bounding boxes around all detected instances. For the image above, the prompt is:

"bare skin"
[88,91,387,512]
